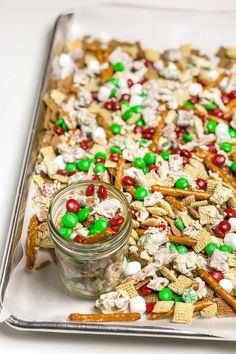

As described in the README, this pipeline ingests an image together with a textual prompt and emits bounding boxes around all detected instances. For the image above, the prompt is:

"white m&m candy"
[219,279,233,293]
[130,296,146,314]
[124,261,141,277]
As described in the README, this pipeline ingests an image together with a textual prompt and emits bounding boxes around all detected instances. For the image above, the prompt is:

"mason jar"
[47,180,132,298]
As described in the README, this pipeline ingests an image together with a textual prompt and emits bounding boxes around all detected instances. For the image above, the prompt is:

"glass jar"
[47,180,132,298]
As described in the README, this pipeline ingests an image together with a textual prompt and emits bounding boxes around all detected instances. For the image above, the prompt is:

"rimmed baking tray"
[1,2,236,339]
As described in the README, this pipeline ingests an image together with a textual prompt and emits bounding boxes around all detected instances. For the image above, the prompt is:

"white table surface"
[1,0,236,352]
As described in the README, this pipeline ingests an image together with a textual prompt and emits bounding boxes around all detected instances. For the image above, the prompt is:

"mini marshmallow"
[53,155,66,170]
[224,232,236,251]
[87,59,100,74]
[124,261,141,277]
[219,279,233,293]
[130,296,146,314]
[228,218,236,232]
[97,86,111,101]
[188,83,203,97]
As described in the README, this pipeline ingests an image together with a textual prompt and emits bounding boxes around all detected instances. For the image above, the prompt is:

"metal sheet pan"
[0,6,234,339]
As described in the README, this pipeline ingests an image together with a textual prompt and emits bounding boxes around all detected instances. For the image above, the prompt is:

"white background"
[1,0,236,352]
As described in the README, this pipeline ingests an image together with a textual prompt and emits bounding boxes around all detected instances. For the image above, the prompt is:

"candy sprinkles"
[26,33,236,324]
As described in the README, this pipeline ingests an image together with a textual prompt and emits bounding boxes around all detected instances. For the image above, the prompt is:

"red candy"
[91,91,98,100]
[139,284,152,296]
[110,153,120,162]
[110,215,125,227]
[211,108,223,118]
[212,154,225,167]
[112,101,121,111]
[221,92,230,104]
[207,143,217,154]
[196,178,207,190]
[225,208,236,218]
[229,90,236,99]
[80,139,92,150]
[127,79,134,87]
[181,149,192,158]
[57,169,67,176]
[66,199,80,214]
[123,176,136,186]
[110,226,119,233]
[53,126,64,135]
[182,156,190,165]
[121,93,130,101]
[148,164,158,173]
[92,174,100,180]
[171,147,181,155]
[146,302,156,314]
[188,97,199,104]
[75,235,85,244]
[86,183,95,196]
[156,224,166,231]
[67,171,76,176]
[133,125,144,134]
[104,101,113,110]
[209,270,224,282]
[218,220,231,233]
[142,132,153,140]
[213,227,225,239]
[98,185,107,200]
[131,209,137,219]
[95,157,106,164]
[144,127,155,134]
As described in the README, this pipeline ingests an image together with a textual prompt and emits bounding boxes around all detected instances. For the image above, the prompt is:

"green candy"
[120,100,129,107]
[93,218,109,232]
[219,245,233,253]
[174,296,183,303]
[176,245,188,254]
[158,288,173,301]
[62,212,78,228]
[77,159,92,172]
[134,187,148,200]
[61,121,68,132]
[107,76,119,87]
[175,219,185,232]
[221,142,232,153]
[94,151,107,160]
[182,288,198,304]
[110,146,122,155]
[140,92,148,98]
[58,227,72,239]
[205,242,218,256]
[207,120,217,133]
[110,123,121,135]
[142,166,149,174]
[122,109,133,120]
[94,163,106,174]
[140,139,148,146]
[160,151,170,161]
[136,118,145,127]
[231,161,236,173]
[169,243,176,251]
[131,105,144,113]
[111,87,117,97]
[183,101,195,109]
[55,118,64,126]
[182,134,192,142]
[114,61,125,72]
[134,157,146,169]
[205,102,218,110]
[175,178,189,189]
[229,128,236,138]
[77,207,90,222]
[144,152,157,165]
[65,162,77,173]
[88,228,100,236]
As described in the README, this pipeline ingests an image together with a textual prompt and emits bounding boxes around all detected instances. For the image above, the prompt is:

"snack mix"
[27,32,236,324]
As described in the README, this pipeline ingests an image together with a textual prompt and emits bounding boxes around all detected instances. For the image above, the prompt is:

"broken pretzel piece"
[114,156,125,191]
[97,114,113,140]
[149,111,167,152]
[68,312,141,322]
[165,196,185,212]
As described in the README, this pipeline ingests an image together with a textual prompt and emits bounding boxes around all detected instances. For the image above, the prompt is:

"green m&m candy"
[219,245,233,253]
[111,87,117,97]
[175,219,185,232]
[229,128,236,138]
[108,76,119,87]
[131,105,144,113]
[160,151,170,160]
[58,227,72,239]
[205,242,218,256]
[136,118,145,126]
[77,159,92,172]
[134,187,148,200]
[88,228,100,236]
[169,243,176,251]
[183,101,195,109]
[114,61,124,72]
[182,134,192,142]
[205,102,218,110]
[231,161,236,173]
[134,157,146,169]
[110,123,121,135]
[77,207,90,222]
[175,178,189,189]
[94,163,107,174]
[144,152,157,165]
[65,162,77,173]
[142,166,149,174]
[158,288,173,301]
[122,109,133,120]
[93,218,109,232]
[221,142,232,153]
[174,296,183,303]
[110,146,122,155]
[176,245,188,254]
[62,212,78,228]
[55,118,64,126]
[207,120,217,133]
[95,151,107,160]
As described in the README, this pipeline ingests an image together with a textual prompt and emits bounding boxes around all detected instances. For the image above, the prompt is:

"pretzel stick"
[226,98,236,111]
[97,114,113,140]
[152,185,211,200]
[68,312,141,322]
[224,98,236,119]
[149,111,167,152]
[204,72,226,90]
[165,196,185,212]
[26,215,38,270]
[114,156,125,190]
[206,114,230,125]
[231,152,236,161]
[147,299,214,320]
[108,168,116,177]
[136,229,196,246]
[84,227,113,244]
[198,268,236,311]
[204,155,236,190]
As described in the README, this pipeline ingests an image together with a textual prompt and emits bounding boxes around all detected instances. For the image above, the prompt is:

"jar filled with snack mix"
[48,180,132,298]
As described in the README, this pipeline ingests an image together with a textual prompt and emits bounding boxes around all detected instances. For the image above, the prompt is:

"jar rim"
[47,180,132,253]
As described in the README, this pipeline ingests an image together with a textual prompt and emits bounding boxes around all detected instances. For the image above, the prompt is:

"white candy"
[119,79,128,88]
[87,59,100,74]
[130,95,143,107]
[59,53,73,68]
[92,127,106,143]
[188,83,203,97]
[130,84,143,95]
[53,155,66,170]
[215,122,230,143]
[219,279,233,293]
[98,31,111,44]
[224,232,236,251]
[228,218,236,232]
[97,86,111,101]
[124,261,141,277]
[130,296,146,314]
